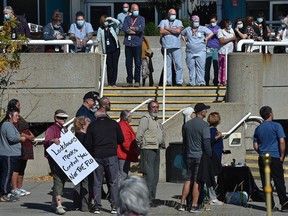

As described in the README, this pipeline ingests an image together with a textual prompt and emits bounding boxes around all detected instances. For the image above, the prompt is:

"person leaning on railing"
[43,10,66,53]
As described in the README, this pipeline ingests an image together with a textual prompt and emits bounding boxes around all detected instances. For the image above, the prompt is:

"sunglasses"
[57,117,67,120]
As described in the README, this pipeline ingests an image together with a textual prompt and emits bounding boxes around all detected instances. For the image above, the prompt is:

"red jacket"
[117,120,139,162]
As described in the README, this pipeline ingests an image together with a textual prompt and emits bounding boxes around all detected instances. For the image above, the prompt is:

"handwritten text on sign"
[46,131,98,185]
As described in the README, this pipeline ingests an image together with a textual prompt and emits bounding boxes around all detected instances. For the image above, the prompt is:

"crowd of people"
[3,5,288,88]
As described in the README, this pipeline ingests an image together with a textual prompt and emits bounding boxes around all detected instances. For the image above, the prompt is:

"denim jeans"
[125,45,142,83]
[93,156,119,207]
[0,156,19,195]
[118,159,130,186]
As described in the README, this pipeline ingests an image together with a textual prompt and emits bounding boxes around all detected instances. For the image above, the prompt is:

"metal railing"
[236,39,288,53]
[26,39,98,53]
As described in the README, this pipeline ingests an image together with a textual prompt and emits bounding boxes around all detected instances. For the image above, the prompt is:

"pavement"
[0,179,288,216]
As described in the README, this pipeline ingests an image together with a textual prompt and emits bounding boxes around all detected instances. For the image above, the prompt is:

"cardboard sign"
[46,131,98,185]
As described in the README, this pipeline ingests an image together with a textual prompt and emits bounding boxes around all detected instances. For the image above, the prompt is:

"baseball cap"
[54,109,69,118]
[194,103,210,113]
[83,91,99,101]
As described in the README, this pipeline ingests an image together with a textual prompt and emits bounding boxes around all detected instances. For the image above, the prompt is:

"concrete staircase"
[245,150,288,180]
[103,85,226,129]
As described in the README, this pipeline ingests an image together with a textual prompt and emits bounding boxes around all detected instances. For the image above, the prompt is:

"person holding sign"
[72,116,91,212]
[44,109,69,215]
[85,97,124,214]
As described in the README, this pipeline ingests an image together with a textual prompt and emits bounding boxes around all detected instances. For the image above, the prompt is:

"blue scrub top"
[158,19,183,49]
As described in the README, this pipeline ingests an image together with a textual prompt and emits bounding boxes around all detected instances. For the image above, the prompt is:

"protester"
[136,100,165,203]
[117,176,150,216]
[253,106,288,212]
[8,99,35,197]
[0,108,26,202]
[76,91,99,122]
[117,3,130,31]
[122,4,145,87]
[159,8,183,86]
[72,116,91,212]
[68,11,94,53]
[117,110,138,184]
[181,15,213,86]
[97,15,121,87]
[85,97,124,214]
[180,103,212,213]
[43,10,65,53]
[44,109,69,215]
[217,19,237,86]
[205,15,220,86]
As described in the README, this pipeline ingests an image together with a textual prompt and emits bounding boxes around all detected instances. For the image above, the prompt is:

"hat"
[54,109,69,118]
[182,107,195,123]
[194,103,210,113]
[83,91,99,101]
[3,6,14,14]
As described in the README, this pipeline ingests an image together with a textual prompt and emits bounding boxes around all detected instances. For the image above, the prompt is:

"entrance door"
[86,3,114,32]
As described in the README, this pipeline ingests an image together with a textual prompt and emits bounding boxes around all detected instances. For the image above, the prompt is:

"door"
[86,3,114,32]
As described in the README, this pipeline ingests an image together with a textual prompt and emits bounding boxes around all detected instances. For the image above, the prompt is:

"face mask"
[132,10,139,17]
[4,14,10,20]
[53,25,60,29]
[169,15,176,21]
[193,22,200,28]
[104,21,109,27]
[123,7,129,13]
[257,18,263,23]
[211,22,216,27]
[227,24,232,30]
[281,24,286,28]
[237,24,243,29]
[77,20,85,27]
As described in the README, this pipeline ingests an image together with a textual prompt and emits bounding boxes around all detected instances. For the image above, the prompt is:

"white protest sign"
[46,130,98,185]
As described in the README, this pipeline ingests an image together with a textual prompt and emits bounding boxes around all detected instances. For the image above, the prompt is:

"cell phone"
[223,150,231,154]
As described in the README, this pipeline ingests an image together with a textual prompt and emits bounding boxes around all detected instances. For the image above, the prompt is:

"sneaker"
[0,193,19,202]
[19,188,31,196]
[134,82,140,87]
[281,202,288,212]
[190,205,202,213]
[11,189,25,197]
[111,206,117,214]
[92,206,101,214]
[178,204,185,211]
[209,199,224,205]
[122,83,133,87]
[55,205,66,215]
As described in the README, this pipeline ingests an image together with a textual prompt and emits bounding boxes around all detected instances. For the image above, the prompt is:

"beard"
[150,111,158,118]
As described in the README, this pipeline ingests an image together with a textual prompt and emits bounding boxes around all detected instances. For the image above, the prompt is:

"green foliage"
[144,22,159,36]
[146,0,184,19]
[180,18,191,28]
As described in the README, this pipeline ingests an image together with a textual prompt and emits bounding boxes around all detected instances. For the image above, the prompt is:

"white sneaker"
[209,199,224,205]
[11,189,25,197]
[19,188,31,196]
[55,205,66,215]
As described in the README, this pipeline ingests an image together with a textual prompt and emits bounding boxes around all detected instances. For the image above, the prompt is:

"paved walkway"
[0,180,287,215]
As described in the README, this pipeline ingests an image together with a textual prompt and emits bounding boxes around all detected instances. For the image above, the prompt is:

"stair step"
[110,100,225,104]
[246,163,288,170]
[105,86,226,90]
[105,93,225,97]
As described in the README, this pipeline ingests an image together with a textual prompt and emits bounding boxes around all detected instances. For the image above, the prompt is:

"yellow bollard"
[264,153,272,216]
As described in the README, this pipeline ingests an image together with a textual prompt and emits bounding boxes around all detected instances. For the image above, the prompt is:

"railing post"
[162,48,167,122]
[100,54,107,98]
[264,153,272,216]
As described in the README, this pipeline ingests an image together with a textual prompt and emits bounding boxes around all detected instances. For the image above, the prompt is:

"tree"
[146,0,184,19]
[0,18,27,115]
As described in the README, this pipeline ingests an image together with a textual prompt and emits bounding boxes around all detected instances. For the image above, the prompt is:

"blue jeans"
[0,156,19,195]
[93,156,119,207]
[125,45,142,83]
[205,48,219,86]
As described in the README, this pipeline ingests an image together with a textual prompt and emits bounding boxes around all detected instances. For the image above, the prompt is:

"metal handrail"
[162,48,167,123]
[26,39,98,53]
[236,39,288,53]
[162,108,184,125]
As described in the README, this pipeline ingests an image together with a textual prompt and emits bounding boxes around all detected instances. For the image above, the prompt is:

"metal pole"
[162,48,167,122]
[264,153,272,216]
[100,54,107,98]
[225,48,228,85]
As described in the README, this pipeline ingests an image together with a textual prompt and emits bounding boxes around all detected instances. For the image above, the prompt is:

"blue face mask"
[132,10,139,17]
[169,15,176,21]
[211,22,216,27]
[123,8,129,13]
[237,24,243,29]
[104,21,109,27]
[227,24,232,30]
[281,24,286,28]
[77,20,85,27]
[193,22,200,28]
[53,25,60,29]
[257,18,263,23]
[4,14,10,20]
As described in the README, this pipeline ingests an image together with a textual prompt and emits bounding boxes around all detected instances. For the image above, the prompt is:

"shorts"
[13,159,28,175]
[185,157,201,181]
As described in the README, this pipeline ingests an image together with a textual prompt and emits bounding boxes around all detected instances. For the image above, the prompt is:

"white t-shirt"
[217,28,235,54]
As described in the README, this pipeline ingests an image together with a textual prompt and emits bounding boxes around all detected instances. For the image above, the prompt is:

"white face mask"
[123,7,129,13]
